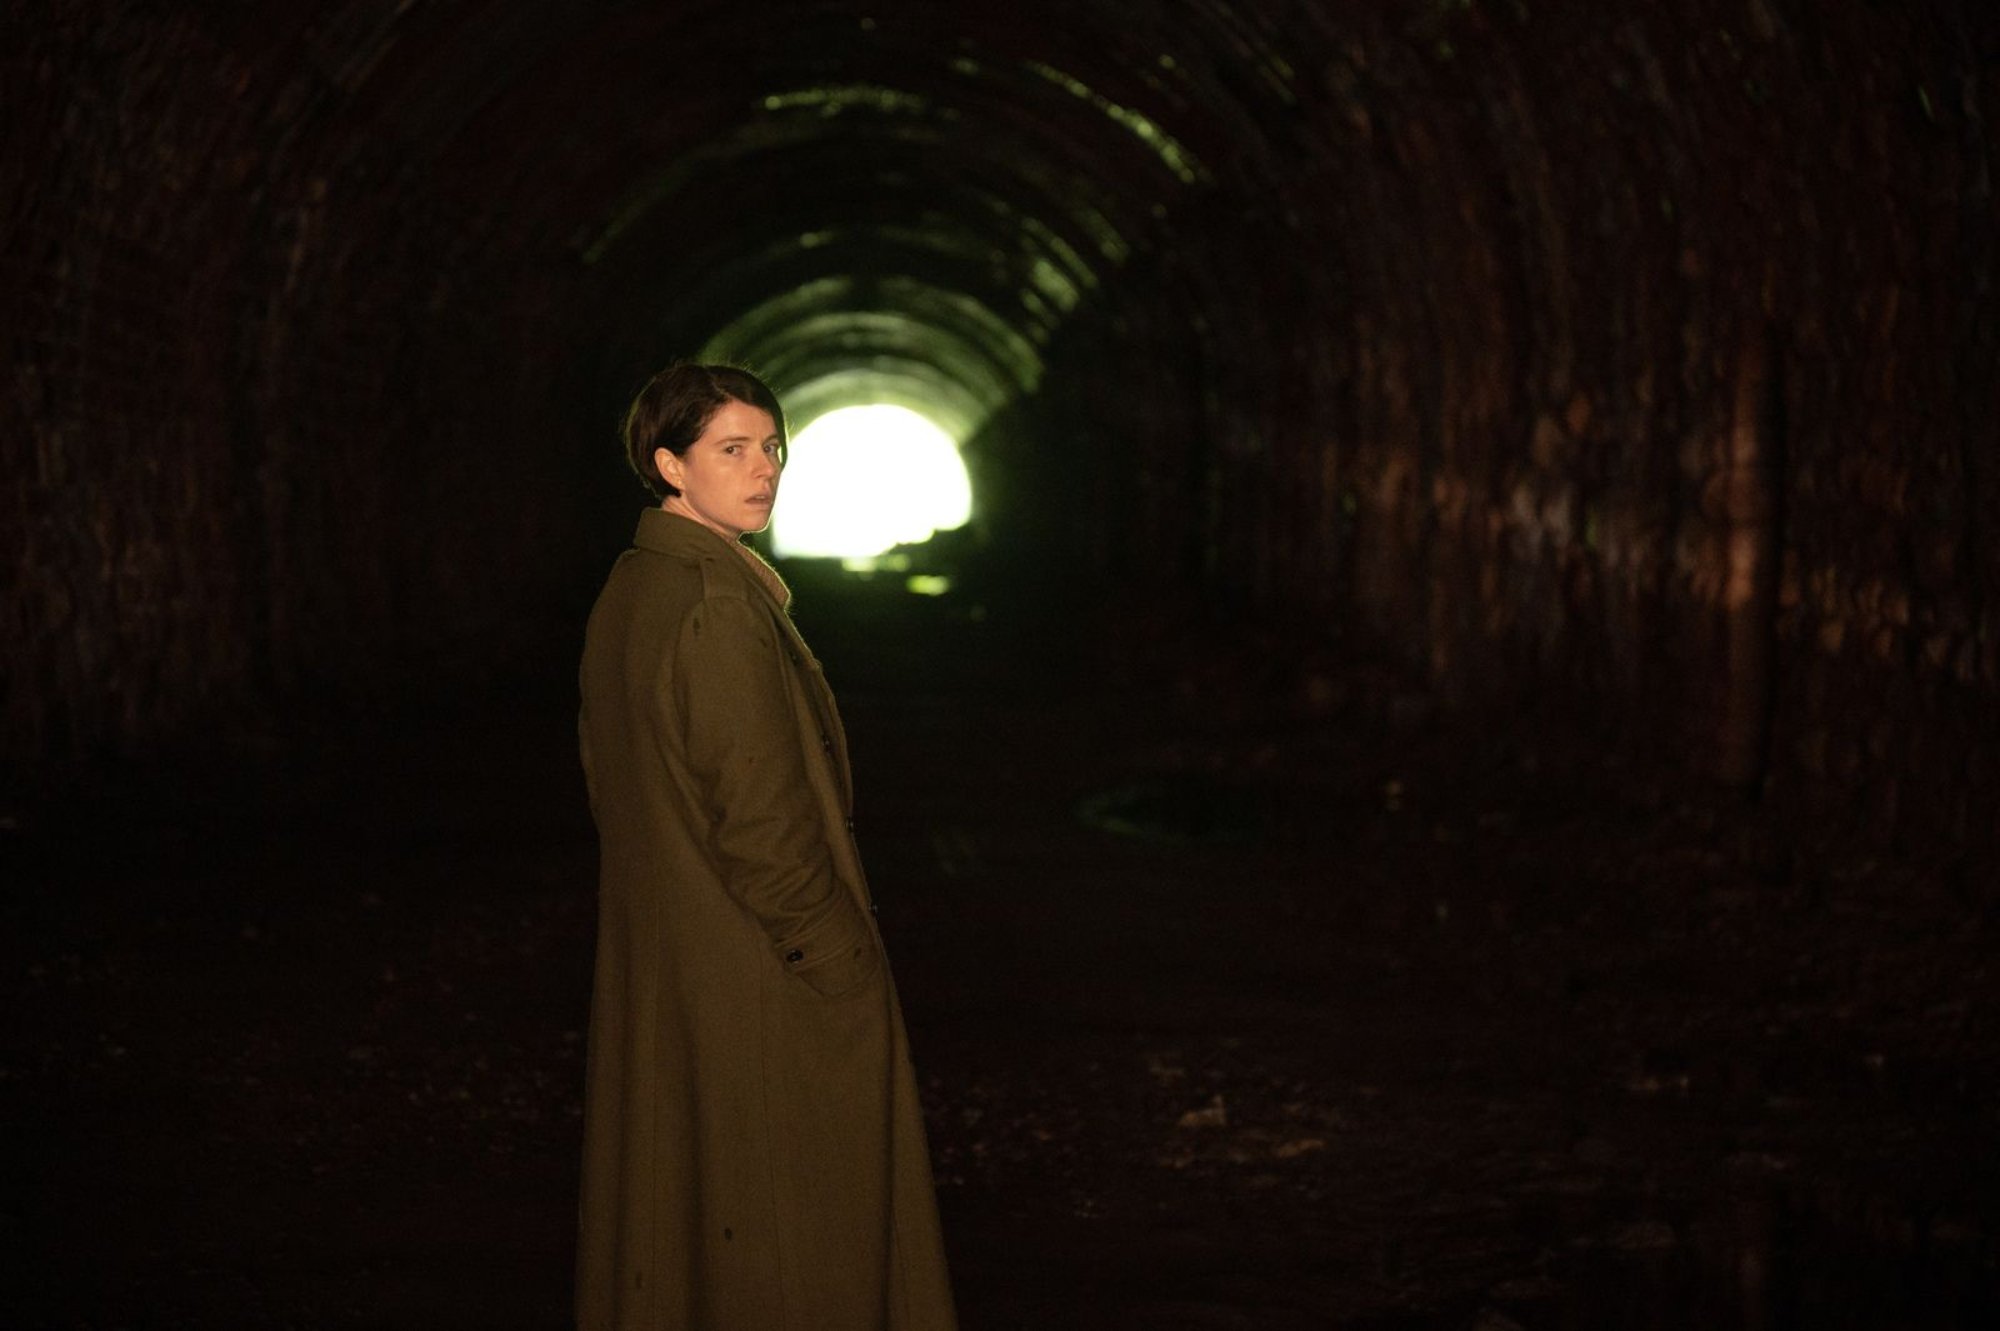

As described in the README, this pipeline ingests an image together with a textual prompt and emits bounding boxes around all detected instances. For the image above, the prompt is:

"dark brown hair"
[621,362,787,498]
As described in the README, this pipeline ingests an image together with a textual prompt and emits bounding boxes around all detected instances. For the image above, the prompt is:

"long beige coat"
[576,508,957,1331]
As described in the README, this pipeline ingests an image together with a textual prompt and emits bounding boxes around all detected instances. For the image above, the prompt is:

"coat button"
[785,948,804,963]
[844,817,855,832]
[821,734,833,751]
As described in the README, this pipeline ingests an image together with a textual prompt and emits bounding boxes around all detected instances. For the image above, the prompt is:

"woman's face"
[656,400,783,539]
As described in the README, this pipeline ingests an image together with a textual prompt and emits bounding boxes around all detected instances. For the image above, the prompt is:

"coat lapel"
[632,510,856,810]
[765,605,854,812]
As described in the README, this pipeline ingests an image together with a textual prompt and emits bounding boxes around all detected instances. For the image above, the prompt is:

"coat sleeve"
[672,592,880,998]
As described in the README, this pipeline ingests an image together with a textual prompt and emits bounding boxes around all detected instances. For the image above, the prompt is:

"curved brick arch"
[4,0,1994,849]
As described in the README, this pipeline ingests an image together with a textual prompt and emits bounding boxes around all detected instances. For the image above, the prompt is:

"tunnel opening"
[769,402,973,571]
[688,270,1052,606]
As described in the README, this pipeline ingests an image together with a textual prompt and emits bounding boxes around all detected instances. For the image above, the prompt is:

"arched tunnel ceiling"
[275,0,1315,427]
[10,0,1995,826]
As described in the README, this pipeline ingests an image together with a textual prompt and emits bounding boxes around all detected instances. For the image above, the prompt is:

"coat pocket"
[776,893,882,1000]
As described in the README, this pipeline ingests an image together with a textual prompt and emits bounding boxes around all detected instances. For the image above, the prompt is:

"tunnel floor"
[7,588,1997,1329]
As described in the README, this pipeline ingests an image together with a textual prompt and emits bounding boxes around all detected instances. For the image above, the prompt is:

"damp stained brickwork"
[4,4,584,775]
[1040,2,1996,856]
[4,0,1994,858]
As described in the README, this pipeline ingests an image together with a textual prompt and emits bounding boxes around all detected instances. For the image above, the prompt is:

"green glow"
[1022,60,1208,186]
[772,406,972,560]
[1021,213,1095,307]
[761,84,931,116]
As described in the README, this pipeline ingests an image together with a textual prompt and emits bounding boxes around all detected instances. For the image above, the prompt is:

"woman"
[575,363,957,1330]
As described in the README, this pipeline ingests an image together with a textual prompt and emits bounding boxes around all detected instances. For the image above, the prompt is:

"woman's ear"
[654,446,682,491]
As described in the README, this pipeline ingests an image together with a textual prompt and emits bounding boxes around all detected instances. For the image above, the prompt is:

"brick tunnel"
[6,2,1998,1327]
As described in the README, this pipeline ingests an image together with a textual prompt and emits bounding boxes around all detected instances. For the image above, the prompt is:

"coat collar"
[631,510,847,806]
[633,506,729,558]
[633,508,791,609]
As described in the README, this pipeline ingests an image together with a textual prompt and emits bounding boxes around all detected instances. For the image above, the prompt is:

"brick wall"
[4,0,1991,858]
[1042,2,1995,852]
[4,4,583,780]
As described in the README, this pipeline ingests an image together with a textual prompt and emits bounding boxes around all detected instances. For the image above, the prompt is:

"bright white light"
[771,405,972,559]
